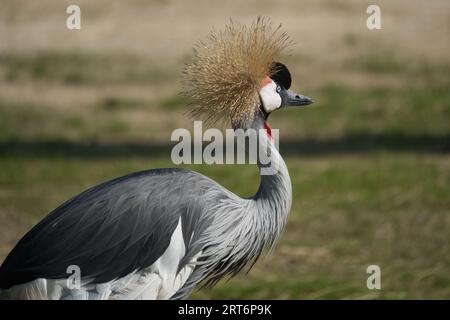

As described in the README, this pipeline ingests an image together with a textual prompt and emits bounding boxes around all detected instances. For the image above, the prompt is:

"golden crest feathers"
[182,17,291,127]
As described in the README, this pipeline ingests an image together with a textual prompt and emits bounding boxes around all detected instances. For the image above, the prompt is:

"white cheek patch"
[259,81,282,113]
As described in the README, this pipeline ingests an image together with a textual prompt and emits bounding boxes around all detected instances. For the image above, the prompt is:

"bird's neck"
[250,116,292,249]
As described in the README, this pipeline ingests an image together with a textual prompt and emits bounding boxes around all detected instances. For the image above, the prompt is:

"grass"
[349,52,450,78]
[1,152,448,299]
[0,0,448,301]
[98,97,147,111]
[2,84,448,151]
[0,51,177,85]
[273,84,450,138]
[0,18,449,298]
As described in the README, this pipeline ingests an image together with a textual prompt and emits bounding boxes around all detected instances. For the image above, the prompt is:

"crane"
[0,18,313,300]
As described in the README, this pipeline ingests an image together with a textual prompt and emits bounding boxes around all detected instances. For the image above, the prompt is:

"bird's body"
[0,128,291,299]
[0,18,312,299]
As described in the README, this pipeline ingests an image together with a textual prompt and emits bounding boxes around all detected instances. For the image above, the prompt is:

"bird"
[0,18,313,300]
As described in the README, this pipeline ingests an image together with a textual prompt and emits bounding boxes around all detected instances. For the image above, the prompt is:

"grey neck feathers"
[250,114,292,250]
[189,113,293,288]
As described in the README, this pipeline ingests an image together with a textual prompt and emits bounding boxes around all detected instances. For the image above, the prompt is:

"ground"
[0,0,449,299]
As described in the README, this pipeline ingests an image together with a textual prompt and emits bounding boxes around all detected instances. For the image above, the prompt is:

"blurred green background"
[0,0,449,299]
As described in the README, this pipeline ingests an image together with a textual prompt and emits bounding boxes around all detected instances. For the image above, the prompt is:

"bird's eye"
[276,85,282,93]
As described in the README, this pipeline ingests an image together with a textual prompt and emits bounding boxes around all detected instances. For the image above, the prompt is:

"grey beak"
[281,89,314,107]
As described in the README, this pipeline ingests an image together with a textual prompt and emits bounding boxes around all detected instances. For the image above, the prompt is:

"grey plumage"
[0,169,212,289]
[0,113,292,299]
[0,18,311,299]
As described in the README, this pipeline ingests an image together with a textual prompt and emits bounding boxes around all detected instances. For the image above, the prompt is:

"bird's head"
[259,61,313,116]
[183,17,313,131]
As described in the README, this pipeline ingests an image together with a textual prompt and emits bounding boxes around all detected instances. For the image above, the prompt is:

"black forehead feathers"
[271,62,291,89]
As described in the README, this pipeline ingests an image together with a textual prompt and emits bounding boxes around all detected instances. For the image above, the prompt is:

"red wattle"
[264,121,273,140]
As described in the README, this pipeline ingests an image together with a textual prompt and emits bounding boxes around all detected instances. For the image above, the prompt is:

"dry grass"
[0,0,449,299]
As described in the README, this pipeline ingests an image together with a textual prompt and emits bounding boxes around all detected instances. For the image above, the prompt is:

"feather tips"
[183,17,291,127]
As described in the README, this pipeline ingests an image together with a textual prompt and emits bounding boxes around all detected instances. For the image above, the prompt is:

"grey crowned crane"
[0,18,313,300]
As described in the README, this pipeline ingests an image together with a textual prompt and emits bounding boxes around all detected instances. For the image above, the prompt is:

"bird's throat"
[264,121,273,140]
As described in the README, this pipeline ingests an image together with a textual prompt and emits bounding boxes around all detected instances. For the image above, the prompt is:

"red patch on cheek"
[261,77,274,141]
[264,121,273,140]
[260,76,272,87]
